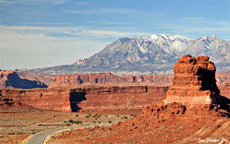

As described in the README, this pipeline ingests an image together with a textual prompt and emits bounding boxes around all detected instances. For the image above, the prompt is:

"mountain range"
[21,34,230,76]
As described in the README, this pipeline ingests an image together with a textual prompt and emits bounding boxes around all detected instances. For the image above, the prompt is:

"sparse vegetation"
[68,119,73,123]
[66,123,71,126]
[0,107,132,144]
[73,120,82,125]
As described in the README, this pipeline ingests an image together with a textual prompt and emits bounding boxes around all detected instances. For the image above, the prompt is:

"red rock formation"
[49,55,230,144]
[17,72,55,86]
[50,72,173,87]
[0,86,168,112]
[0,88,71,111]
[165,55,220,106]
[142,102,186,117]
[1,70,226,88]
[76,86,168,112]
[0,70,48,89]
[49,72,229,88]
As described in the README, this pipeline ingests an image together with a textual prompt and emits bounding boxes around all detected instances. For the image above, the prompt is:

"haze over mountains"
[21,34,230,76]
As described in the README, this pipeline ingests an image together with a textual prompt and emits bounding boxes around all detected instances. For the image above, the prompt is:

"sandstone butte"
[165,55,220,106]
[143,55,229,116]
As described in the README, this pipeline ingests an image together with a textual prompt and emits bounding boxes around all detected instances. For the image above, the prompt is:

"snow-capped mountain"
[83,34,229,66]
[21,34,230,76]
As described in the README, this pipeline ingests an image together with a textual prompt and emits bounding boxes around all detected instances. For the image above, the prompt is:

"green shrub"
[73,120,82,124]
[68,119,73,123]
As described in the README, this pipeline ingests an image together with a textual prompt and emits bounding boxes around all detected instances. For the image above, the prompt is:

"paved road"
[26,125,90,144]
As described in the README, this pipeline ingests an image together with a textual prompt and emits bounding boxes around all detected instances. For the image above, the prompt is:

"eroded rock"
[165,55,220,106]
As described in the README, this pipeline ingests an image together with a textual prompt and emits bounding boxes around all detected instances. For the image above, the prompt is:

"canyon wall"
[0,86,168,112]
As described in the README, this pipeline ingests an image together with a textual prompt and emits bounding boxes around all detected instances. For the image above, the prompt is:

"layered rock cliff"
[76,86,168,112]
[0,86,168,112]
[0,88,72,111]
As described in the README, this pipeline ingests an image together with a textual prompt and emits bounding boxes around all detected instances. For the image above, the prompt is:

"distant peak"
[210,35,217,38]
[145,34,190,41]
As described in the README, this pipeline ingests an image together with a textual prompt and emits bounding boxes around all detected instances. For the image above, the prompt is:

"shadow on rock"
[70,89,86,112]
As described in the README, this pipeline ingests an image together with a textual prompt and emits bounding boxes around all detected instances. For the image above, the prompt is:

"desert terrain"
[0,106,134,144]
[2,0,230,143]
[0,55,229,144]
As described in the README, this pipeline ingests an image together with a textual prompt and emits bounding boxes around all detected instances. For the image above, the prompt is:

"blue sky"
[0,0,230,69]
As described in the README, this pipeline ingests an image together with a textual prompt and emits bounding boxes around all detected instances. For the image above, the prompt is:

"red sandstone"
[0,86,168,113]
[165,55,220,106]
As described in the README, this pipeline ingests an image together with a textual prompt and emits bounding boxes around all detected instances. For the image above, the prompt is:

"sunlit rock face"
[165,55,220,106]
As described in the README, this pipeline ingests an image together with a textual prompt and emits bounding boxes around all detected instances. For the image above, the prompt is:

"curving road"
[26,125,91,144]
